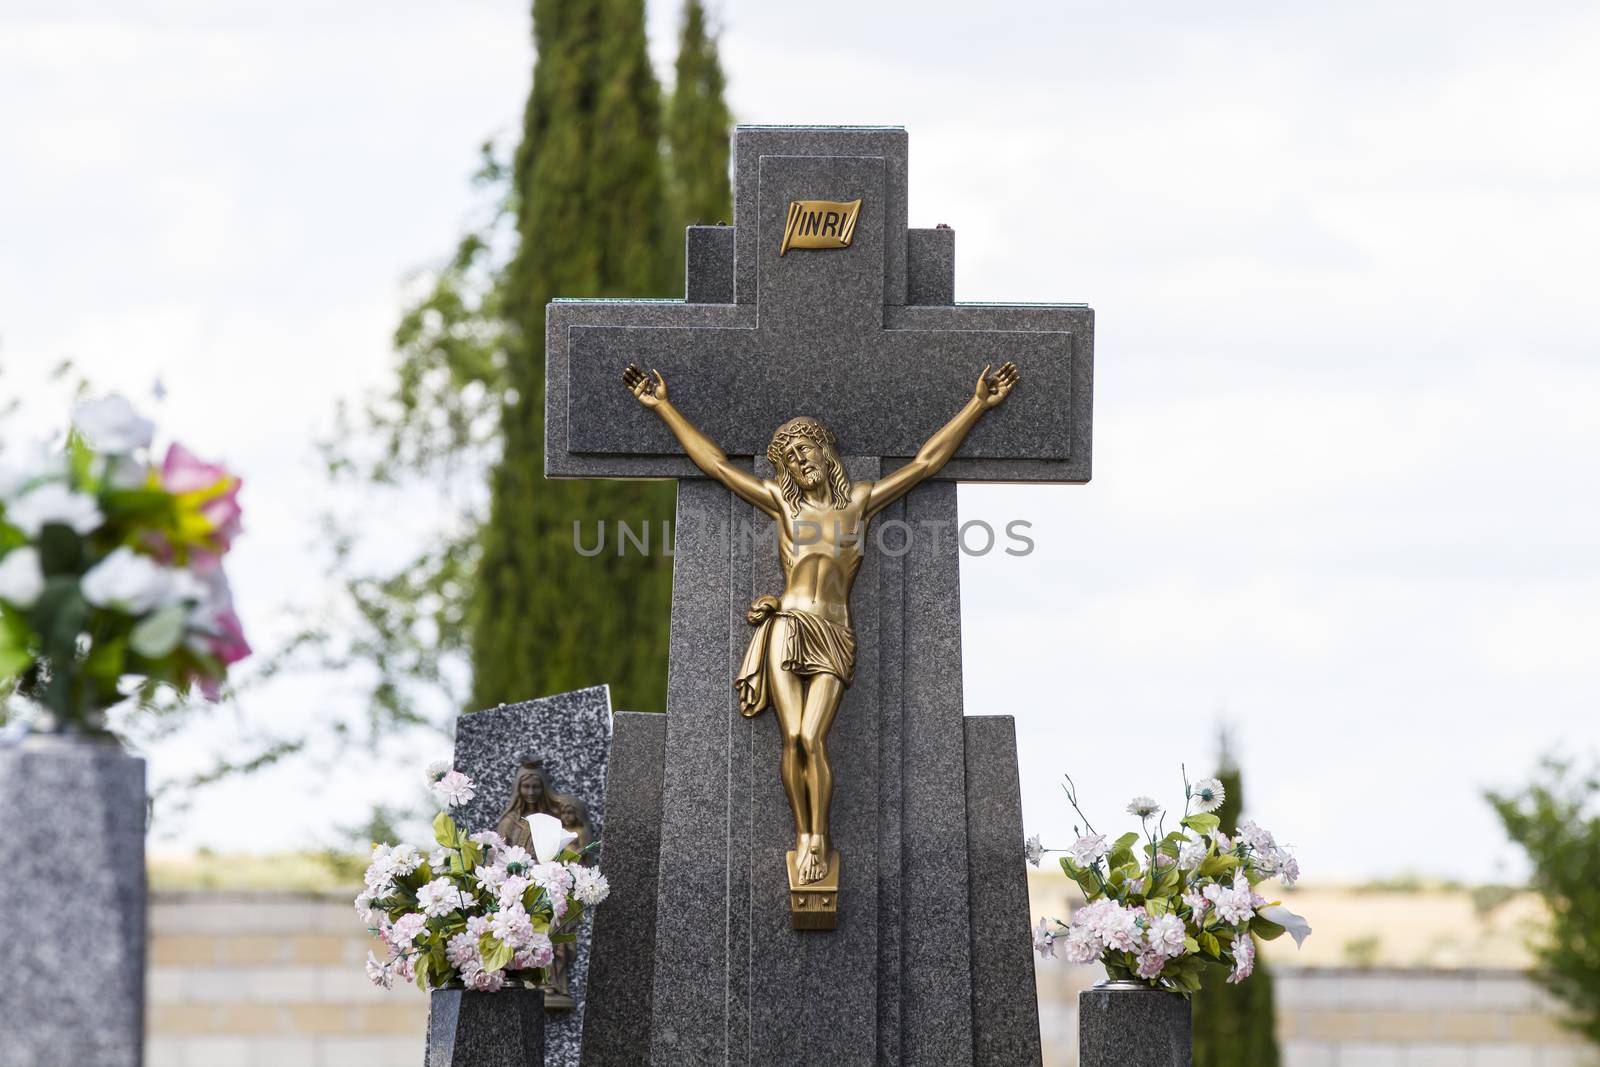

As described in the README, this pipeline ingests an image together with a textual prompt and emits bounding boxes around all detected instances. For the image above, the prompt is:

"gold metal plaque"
[779,199,862,256]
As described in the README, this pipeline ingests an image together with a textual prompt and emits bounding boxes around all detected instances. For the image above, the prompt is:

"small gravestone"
[0,737,145,1067]
[453,686,613,1067]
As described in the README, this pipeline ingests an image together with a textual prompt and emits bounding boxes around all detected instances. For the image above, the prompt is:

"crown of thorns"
[766,417,837,468]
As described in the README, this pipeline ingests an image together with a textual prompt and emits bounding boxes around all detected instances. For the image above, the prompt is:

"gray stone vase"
[1078,980,1192,1067]
[426,986,546,1067]
[0,732,146,1067]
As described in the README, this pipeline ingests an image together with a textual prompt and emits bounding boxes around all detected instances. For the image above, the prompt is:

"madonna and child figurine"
[494,754,592,1007]
[623,360,1019,928]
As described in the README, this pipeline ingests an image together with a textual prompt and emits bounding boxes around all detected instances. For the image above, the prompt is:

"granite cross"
[549,126,1093,1067]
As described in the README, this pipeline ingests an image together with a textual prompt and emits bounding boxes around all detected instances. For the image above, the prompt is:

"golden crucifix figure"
[622,361,1019,906]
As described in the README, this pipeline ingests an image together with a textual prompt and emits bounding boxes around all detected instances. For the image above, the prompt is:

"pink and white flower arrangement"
[1028,769,1311,994]
[0,394,249,731]
[358,763,609,993]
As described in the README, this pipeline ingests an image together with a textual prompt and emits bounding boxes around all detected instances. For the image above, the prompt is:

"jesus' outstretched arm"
[622,364,779,519]
[862,361,1019,518]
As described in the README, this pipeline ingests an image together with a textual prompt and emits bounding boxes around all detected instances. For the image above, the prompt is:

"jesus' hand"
[974,361,1020,409]
[622,364,668,410]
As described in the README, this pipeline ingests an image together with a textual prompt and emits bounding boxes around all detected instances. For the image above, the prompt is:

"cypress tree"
[469,0,678,713]
[667,1,734,233]
[1192,753,1283,1067]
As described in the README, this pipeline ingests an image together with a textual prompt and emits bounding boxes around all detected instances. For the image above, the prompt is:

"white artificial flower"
[389,912,427,946]
[415,877,467,918]
[530,861,574,899]
[497,845,533,873]
[1275,850,1301,888]
[571,865,610,907]
[364,951,393,989]
[0,547,45,608]
[445,931,479,969]
[463,965,505,993]
[490,903,534,949]
[512,932,554,971]
[1032,917,1057,959]
[476,863,510,890]
[388,844,423,877]
[1205,876,1257,925]
[81,547,172,614]
[1146,912,1187,958]
[1062,923,1103,964]
[1177,835,1207,870]
[496,875,532,910]
[1259,904,1313,948]
[1190,777,1226,814]
[1135,952,1167,980]
[1024,834,1044,868]
[72,395,155,454]
[429,848,451,871]
[424,759,452,785]
[525,811,579,864]
[1237,819,1277,855]
[1126,796,1162,819]
[429,769,476,808]
[1228,932,1256,984]
[469,830,505,851]
[6,482,102,537]
[364,844,397,891]
[1069,833,1109,866]
[353,889,381,928]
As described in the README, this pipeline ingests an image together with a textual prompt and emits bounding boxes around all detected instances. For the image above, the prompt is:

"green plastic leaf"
[414,952,432,991]
[130,604,187,658]
[1199,932,1220,957]
[1112,831,1140,851]
[1181,813,1220,835]
[479,934,514,972]
[433,811,460,850]
[1198,854,1240,878]
[1251,916,1287,941]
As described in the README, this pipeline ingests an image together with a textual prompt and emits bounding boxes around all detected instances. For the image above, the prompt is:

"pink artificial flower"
[160,442,243,572]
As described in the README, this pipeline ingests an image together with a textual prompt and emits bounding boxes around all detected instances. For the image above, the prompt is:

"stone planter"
[1079,979,1191,1067]
[427,985,546,1067]
[0,733,146,1067]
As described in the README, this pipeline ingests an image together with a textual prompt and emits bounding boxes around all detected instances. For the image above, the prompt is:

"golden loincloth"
[735,596,856,717]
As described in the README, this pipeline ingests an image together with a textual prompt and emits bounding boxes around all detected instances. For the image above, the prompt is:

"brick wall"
[148,891,1598,1067]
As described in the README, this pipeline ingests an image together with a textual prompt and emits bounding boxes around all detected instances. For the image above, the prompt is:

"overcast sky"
[3,0,1597,882]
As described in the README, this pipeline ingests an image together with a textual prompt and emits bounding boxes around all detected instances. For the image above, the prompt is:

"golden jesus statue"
[623,361,1019,888]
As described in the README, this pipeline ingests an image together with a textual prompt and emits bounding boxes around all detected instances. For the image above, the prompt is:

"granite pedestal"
[454,687,613,1067]
[0,735,146,1067]
[554,126,1093,1066]
[1078,984,1192,1067]
[427,986,546,1067]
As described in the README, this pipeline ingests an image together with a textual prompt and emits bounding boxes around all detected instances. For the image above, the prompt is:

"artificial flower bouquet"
[357,763,610,993]
[0,395,249,731]
[1029,772,1311,992]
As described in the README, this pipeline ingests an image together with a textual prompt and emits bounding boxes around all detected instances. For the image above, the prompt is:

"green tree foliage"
[469,0,680,713]
[1192,755,1283,1067]
[667,1,734,233]
[1488,758,1600,1047]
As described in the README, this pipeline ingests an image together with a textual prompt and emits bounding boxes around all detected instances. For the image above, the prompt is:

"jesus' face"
[783,439,825,491]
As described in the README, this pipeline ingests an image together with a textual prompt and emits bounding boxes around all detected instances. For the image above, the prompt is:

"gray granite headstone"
[556,126,1093,1065]
[453,686,613,1067]
[0,736,146,1067]
[1078,986,1192,1067]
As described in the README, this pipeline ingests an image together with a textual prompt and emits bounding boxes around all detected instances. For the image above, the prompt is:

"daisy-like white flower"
[498,845,533,874]
[429,848,452,872]
[1068,833,1109,866]
[572,865,610,907]
[365,951,393,989]
[1126,796,1162,819]
[424,760,452,785]
[1024,834,1044,868]
[1190,777,1226,814]
[469,830,505,851]
[430,770,476,807]
[1032,917,1057,959]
